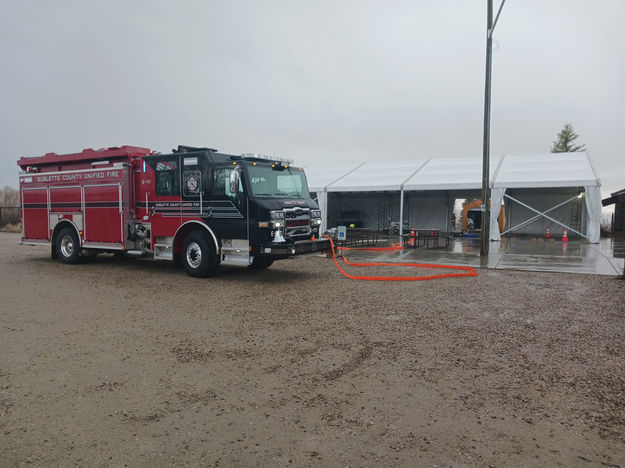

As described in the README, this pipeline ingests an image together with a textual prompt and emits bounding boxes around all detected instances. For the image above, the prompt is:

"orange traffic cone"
[546,228,550,239]
[562,229,568,242]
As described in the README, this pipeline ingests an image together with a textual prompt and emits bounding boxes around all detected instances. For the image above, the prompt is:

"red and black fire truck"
[17,145,329,276]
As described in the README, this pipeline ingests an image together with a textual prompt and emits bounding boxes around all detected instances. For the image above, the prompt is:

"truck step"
[124,250,145,258]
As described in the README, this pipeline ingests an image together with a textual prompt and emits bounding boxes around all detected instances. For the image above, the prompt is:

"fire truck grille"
[284,208,311,240]
[287,219,308,227]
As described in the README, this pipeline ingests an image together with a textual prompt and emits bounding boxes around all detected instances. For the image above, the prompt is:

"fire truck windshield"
[247,165,311,199]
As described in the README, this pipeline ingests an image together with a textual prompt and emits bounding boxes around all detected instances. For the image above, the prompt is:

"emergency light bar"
[240,153,294,165]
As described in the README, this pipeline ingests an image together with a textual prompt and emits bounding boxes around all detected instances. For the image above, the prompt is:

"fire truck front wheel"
[56,227,80,264]
[182,231,219,277]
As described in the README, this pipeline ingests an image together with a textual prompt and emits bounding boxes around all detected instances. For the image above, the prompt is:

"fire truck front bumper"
[260,238,330,258]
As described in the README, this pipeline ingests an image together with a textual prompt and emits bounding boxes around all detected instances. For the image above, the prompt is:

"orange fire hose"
[324,236,478,281]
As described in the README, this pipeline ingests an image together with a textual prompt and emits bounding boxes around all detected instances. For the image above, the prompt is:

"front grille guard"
[283,207,312,240]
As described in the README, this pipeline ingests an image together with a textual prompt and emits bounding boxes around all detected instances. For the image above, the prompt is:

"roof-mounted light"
[241,153,294,165]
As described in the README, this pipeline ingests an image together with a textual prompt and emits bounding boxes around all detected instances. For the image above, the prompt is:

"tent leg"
[320,189,328,234]
[399,188,404,243]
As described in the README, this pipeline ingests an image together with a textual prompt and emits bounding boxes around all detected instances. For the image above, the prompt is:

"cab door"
[206,165,247,240]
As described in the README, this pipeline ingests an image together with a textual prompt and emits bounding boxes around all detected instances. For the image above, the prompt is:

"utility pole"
[480,0,506,257]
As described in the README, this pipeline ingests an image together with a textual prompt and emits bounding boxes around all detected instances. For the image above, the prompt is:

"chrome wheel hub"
[60,235,74,257]
[186,241,202,268]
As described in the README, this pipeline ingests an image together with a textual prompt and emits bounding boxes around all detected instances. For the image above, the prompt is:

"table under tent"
[305,152,602,243]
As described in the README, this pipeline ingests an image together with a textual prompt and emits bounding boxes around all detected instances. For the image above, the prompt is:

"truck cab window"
[247,165,310,198]
[212,167,243,202]
[155,159,179,196]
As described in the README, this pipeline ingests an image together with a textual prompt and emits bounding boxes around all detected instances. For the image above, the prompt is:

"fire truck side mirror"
[229,166,241,194]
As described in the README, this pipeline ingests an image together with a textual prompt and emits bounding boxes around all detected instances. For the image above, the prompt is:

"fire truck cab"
[17,145,329,277]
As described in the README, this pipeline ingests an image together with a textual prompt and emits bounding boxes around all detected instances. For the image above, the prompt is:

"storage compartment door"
[84,184,123,244]
[50,186,81,213]
[22,188,49,240]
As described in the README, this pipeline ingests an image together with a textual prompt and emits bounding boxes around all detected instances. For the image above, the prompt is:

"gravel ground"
[1,231,624,467]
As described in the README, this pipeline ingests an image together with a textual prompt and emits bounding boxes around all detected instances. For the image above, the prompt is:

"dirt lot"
[1,232,624,467]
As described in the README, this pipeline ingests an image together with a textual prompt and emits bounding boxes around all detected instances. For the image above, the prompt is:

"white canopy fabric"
[584,185,602,243]
[491,153,600,188]
[305,152,599,192]
[489,187,507,242]
[305,162,363,193]
[403,157,498,191]
[322,160,428,192]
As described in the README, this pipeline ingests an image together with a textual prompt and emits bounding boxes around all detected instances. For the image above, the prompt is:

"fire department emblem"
[186,175,198,193]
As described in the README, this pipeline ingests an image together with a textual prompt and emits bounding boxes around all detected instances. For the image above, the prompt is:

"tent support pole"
[480,0,494,257]
[399,188,405,243]
[481,0,506,256]
[320,189,328,234]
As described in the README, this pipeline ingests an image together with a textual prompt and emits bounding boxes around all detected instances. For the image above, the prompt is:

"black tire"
[182,231,219,277]
[249,257,274,270]
[56,227,80,264]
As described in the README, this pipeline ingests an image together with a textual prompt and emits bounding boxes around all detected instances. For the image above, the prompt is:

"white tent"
[305,152,602,242]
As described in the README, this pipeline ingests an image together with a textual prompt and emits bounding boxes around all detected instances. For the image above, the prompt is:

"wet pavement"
[345,236,625,276]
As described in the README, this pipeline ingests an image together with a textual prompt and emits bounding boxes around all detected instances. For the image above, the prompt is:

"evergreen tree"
[550,123,587,153]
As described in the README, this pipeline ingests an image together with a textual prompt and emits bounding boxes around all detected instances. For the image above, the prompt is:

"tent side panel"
[326,192,402,231]
[404,192,453,231]
[505,188,585,237]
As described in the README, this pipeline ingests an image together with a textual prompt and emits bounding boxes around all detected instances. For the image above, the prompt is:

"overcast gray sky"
[1,0,623,198]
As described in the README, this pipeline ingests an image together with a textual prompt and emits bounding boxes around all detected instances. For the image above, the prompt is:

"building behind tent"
[603,188,625,236]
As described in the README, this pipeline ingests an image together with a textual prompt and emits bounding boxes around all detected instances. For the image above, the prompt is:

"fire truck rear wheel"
[56,227,80,264]
[182,231,219,277]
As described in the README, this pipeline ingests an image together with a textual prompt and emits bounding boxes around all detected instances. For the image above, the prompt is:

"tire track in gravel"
[323,342,373,381]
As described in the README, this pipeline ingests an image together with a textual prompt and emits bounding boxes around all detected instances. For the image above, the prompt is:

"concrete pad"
[342,237,625,276]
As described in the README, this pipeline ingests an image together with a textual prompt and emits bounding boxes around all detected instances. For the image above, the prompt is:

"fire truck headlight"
[271,221,283,228]
[270,210,284,220]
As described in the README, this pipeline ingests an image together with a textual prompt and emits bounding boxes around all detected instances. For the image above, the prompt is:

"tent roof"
[402,157,498,191]
[491,152,600,188]
[322,160,428,192]
[305,152,600,193]
[304,162,363,193]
